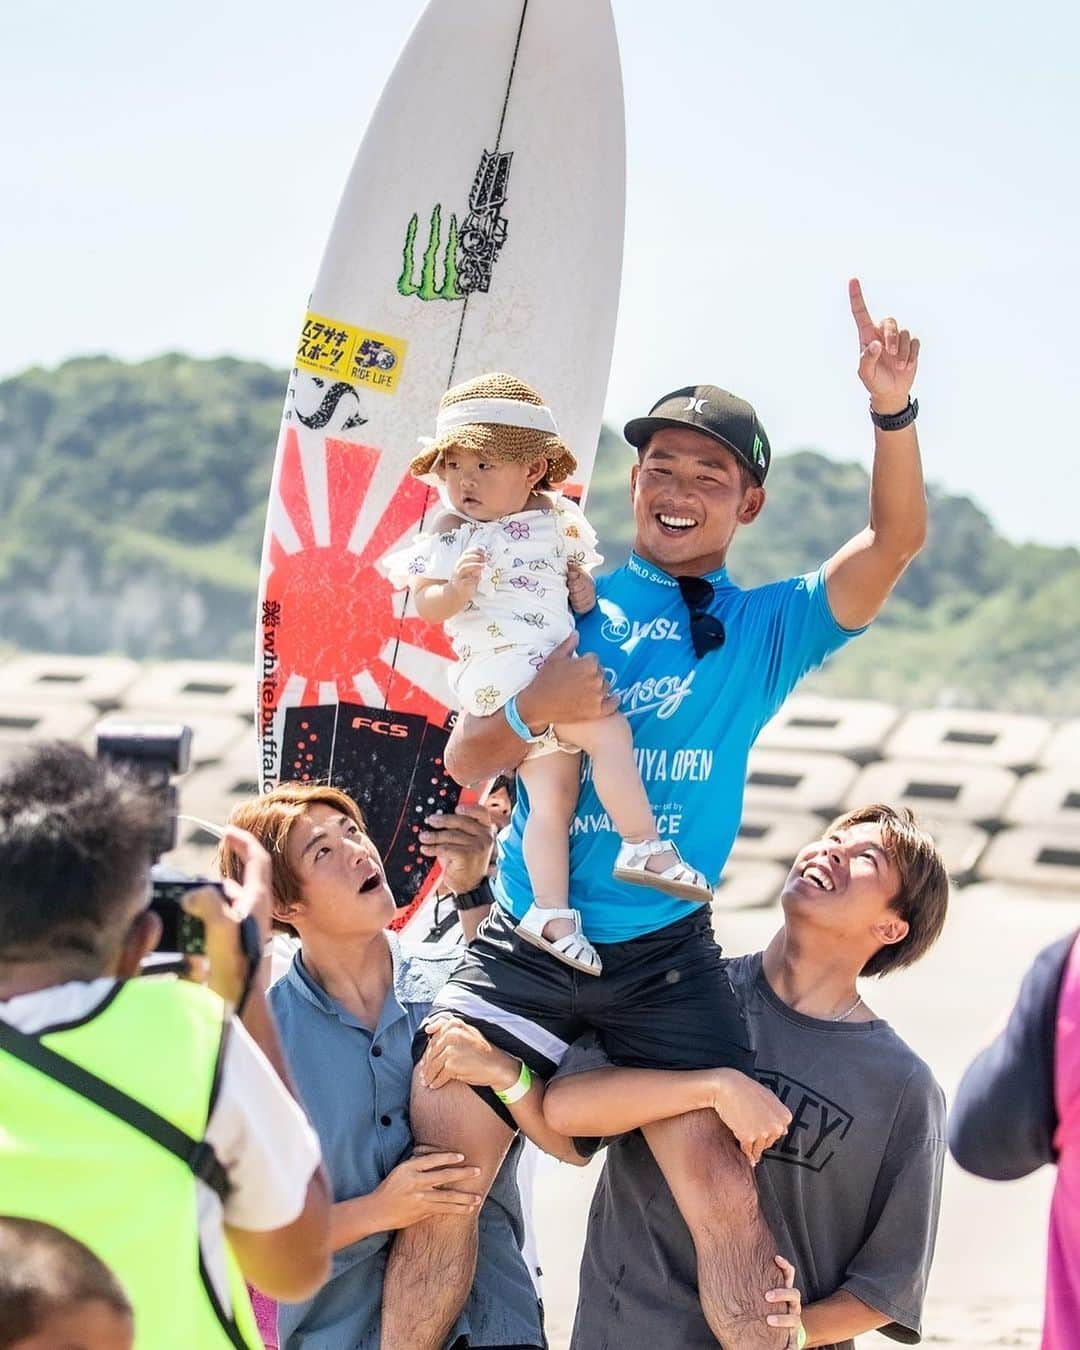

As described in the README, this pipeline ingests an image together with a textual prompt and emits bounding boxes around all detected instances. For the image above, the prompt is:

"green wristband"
[796,1326,807,1350]
[494,1059,532,1105]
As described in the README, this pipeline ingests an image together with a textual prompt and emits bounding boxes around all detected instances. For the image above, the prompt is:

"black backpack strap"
[0,1018,231,1202]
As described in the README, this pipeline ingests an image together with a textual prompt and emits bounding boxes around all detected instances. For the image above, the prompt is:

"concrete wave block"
[175,764,262,848]
[925,822,990,882]
[0,702,100,756]
[1042,722,1080,769]
[756,695,899,763]
[159,840,219,880]
[123,662,252,719]
[978,827,1080,892]
[1004,769,1080,831]
[0,654,140,710]
[845,758,1017,827]
[112,709,248,768]
[711,860,788,912]
[884,709,1051,770]
[731,811,822,864]
[744,750,858,816]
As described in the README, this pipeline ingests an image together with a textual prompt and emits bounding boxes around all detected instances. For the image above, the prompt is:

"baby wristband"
[504,694,545,744]
[495,1060,532,1105]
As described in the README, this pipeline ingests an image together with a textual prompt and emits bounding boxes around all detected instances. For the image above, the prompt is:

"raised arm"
[823,278,928,630]
[444,632,619,785]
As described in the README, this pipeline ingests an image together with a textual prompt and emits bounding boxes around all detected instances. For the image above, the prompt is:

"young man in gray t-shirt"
[544,805,949,1350]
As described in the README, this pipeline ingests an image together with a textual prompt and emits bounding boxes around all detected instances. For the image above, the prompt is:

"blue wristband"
[504,694,536,743]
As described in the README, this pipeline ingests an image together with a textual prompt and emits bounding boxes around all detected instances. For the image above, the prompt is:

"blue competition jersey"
[494,552,864,942]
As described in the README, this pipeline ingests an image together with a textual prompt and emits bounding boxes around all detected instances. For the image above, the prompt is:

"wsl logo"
[598,599,682,651]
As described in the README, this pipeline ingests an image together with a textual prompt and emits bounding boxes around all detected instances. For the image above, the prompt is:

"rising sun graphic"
[261,427,455,723]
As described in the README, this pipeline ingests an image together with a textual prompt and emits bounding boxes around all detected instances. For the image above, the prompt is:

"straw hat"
[409,372,577,485]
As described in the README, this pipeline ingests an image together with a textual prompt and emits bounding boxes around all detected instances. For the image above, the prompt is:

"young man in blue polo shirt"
[381,280,928,1350]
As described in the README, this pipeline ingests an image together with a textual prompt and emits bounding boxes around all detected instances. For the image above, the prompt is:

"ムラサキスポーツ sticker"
[295,312,407,394]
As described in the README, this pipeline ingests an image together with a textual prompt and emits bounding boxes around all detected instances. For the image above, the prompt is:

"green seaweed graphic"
[397,204,464,302]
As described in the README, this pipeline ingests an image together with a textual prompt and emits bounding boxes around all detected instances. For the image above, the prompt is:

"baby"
[384,373,710,976]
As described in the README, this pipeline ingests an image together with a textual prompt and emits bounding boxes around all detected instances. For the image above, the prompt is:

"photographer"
[0,743,332,1349]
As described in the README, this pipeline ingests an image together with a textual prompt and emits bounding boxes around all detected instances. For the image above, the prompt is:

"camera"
[94,719,215,957]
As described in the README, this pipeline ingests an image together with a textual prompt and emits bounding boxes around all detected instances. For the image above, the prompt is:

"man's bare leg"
[381,1072,514,1350]
[644,1111,789,1350]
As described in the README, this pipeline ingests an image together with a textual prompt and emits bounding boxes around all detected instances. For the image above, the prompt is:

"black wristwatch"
[870,397,918,431]
[452,877,495,912]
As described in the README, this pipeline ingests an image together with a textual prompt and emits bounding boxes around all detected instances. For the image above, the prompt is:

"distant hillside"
[2,355,1077,713]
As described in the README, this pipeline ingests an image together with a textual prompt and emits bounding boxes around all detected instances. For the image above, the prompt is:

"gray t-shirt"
[564,953,946,1350]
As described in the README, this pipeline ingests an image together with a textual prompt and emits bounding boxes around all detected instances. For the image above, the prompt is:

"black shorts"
[420,905,755,1126]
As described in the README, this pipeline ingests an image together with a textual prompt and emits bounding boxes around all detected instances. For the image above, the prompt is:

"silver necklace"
[832,994,863,1023]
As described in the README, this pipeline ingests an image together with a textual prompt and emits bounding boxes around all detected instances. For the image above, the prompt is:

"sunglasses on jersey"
[676,575,726,659]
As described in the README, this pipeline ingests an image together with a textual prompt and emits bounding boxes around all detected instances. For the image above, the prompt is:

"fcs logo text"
[351,716,409,738]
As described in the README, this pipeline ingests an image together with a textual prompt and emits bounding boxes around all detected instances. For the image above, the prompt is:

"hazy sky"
[4,1,1077,547]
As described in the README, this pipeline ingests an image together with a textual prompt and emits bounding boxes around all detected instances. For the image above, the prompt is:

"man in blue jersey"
[381,280,927,1350]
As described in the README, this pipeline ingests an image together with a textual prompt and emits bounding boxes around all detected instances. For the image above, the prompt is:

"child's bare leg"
[516,750,582,943]
[555,713,680,875]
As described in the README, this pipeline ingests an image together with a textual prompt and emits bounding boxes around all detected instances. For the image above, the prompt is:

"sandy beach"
[530,880,1077,1349]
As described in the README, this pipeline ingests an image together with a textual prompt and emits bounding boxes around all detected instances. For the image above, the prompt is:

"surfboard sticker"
[256,0,625,915]
[295,313,408,394]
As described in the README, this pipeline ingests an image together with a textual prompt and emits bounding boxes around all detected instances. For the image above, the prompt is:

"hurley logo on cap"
[623,384,772,484]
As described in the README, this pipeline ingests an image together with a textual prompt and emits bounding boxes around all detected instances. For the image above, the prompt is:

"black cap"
[624,385,771,484]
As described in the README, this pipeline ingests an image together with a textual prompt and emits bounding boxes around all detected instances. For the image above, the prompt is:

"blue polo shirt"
[268,934,539,1349]
[494,554,864,942]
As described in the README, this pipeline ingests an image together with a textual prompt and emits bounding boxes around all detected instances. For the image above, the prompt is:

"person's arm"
[444,632,619,785]
[542,1063,790,1166]
[329,1153,484,1250]
[415,804,494,943]
[822,278,927,631]
[420,1016,589,1166]
[193,827,310,1095]
[800,1290,890,1346]
[412,546,487,622]
[225,1173,331,1302]
[761,1261,889,1347]
[188,832,333,1300]
[950,934,1072,1179]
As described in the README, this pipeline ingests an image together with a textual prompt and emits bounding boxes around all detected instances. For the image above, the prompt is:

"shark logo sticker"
[398,149,514,303]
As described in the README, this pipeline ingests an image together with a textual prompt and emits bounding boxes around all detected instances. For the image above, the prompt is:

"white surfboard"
[256,0,625,915]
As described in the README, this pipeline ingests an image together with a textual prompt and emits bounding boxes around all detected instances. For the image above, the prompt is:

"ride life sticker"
[295,311,407,394]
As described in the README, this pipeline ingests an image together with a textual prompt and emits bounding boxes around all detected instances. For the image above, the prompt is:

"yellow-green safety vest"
[0,977,261,1349]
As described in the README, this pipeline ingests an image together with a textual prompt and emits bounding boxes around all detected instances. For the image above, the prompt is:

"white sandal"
[612,838,713,905]
[515,904,603,976]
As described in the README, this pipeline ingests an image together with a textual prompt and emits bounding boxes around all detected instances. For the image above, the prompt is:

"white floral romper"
[382,494,602,757]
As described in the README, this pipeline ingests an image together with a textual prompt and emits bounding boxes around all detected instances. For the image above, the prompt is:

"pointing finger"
[848,278,877,345]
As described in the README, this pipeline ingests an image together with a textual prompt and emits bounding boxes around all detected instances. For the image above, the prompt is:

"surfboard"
[255,0,625,918]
